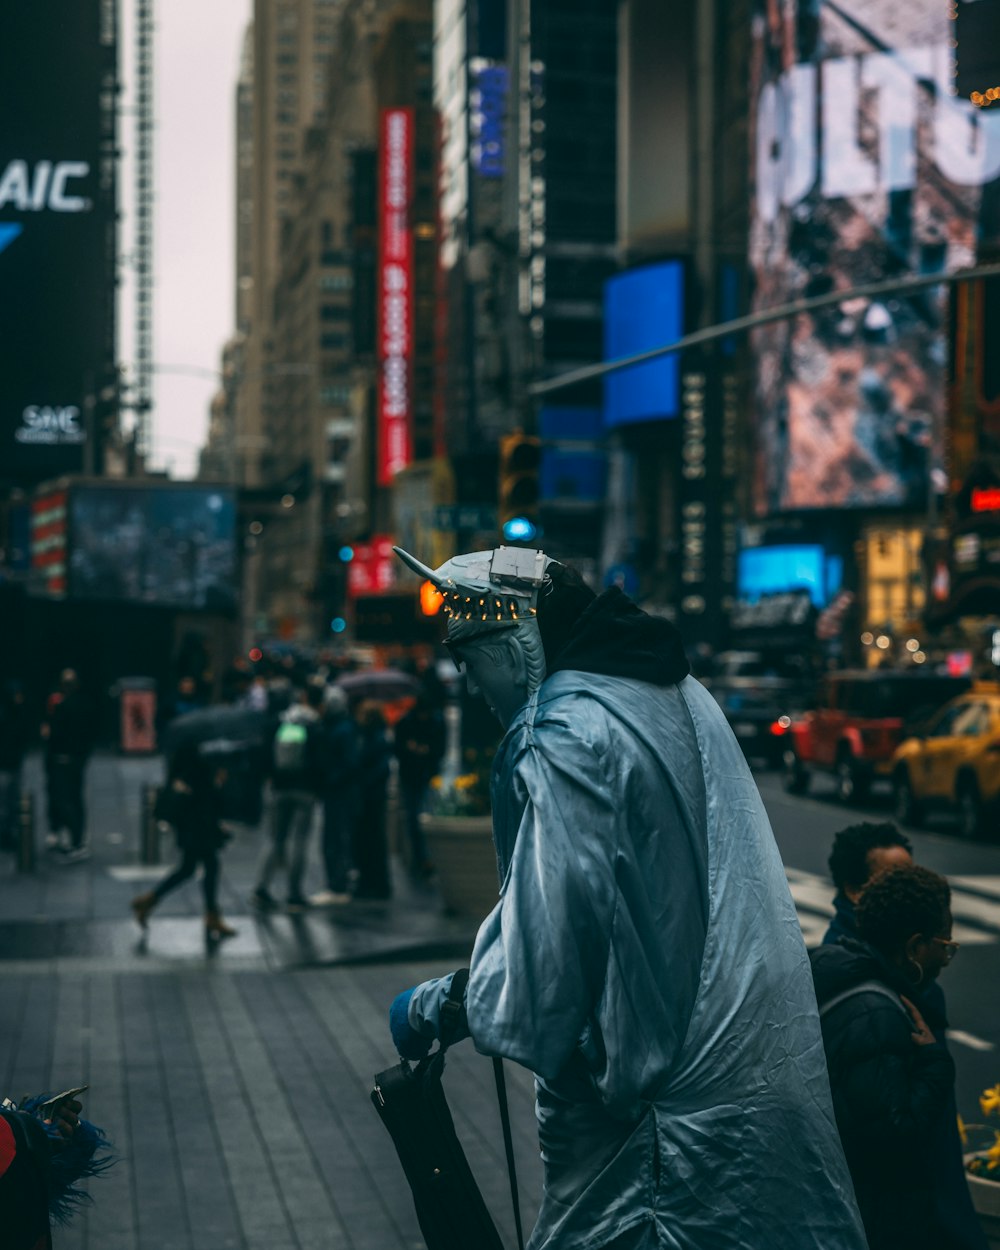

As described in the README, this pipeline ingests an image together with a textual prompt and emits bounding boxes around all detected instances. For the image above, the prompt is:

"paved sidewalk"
[0,754,537,1250]
[0,753,480,973]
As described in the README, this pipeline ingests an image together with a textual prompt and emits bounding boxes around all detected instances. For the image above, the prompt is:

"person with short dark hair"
[811,865,988,1250]
[824,820,913,945]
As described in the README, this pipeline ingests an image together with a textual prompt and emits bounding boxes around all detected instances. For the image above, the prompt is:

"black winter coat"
[810,940,984,1250]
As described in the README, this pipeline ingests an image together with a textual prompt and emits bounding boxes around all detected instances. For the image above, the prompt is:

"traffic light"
[498,431,541,542]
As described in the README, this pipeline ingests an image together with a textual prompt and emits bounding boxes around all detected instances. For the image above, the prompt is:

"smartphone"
[37,1085,88,1118]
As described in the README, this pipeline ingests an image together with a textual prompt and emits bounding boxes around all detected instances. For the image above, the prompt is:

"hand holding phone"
[37,1085,88,1138]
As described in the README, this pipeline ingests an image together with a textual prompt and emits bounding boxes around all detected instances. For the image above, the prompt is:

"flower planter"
[421,813,499,920]
[966,1157,1000,1249]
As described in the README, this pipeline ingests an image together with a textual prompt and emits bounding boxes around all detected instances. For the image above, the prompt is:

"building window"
[320,273,352,292]
[321,303,350,321]
[320,332,349,350]
[320,385,351,406]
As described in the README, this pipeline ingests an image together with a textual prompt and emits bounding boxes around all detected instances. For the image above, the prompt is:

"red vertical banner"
[377,107,414,486]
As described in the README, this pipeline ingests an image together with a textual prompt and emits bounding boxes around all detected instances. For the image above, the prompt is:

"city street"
[1,753,998,1249]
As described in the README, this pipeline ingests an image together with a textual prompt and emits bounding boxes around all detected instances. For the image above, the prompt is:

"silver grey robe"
[410,671,866,1250]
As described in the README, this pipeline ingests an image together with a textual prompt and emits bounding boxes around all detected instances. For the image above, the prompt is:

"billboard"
[737,545,844,609]
[603,262,684,427]
[68,486,238,613]
[749,0,1000,515]
[377,108,414,486]
[0,2,115,487]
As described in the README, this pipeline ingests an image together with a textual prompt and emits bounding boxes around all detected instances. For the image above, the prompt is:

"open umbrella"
[335,669,421,702]
[162,704,273,755]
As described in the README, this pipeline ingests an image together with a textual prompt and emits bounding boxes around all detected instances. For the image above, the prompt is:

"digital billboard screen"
[0,2,115,487]
[603,262,684,427]
[68,486,238,614]
[737,544,844,609]
[748,0,1000,515]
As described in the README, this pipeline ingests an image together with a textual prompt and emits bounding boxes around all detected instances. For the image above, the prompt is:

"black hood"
[545,587,690,687]
[810,937,910,1006]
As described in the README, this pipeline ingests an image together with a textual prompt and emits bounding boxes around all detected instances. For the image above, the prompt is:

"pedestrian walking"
[393,690,445,876]
[130,740,238,939]
[811,864,987,1250]
[351,700,392,900]
[251,682,325,912]
[41,670,93,862]
[388,545,866,1249]
[0,681,28,853]
[309,687,359,907]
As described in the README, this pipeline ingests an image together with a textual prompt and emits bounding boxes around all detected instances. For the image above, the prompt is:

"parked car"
[891,684,1000,837]
[783,670,970,802]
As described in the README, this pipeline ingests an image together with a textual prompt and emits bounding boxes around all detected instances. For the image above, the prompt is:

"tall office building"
[234,0,341,493]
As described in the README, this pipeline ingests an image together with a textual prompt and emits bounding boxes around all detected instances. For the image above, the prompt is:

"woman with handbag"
[130,740,237,939]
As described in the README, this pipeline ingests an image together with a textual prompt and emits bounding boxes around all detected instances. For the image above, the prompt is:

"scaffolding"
[133,0,154,456]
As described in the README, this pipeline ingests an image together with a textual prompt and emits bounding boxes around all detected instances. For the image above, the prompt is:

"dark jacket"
[321,713,359,796]
[393,707,446,786]
[166,742,228,853]
[810,940,984,1250]
[357,723,391,793]
[44,691,92,760]
[1,1110,53,1250]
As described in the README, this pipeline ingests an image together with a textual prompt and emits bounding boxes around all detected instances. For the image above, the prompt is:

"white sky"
[119,0,251,478]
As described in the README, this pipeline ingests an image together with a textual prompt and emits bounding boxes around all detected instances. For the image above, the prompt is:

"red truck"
[782,670,970,802]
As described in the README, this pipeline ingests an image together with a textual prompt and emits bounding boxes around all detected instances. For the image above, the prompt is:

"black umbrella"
[162,705,273,756]
[335,669,421,702]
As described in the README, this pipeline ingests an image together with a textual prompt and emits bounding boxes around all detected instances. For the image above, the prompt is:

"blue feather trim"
[20,1095,118,1226]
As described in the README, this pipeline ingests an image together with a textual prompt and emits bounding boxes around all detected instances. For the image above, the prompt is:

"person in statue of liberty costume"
[388,545,866,1250]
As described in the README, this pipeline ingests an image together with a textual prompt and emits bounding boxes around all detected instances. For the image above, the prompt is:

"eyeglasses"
[931,937,961,962]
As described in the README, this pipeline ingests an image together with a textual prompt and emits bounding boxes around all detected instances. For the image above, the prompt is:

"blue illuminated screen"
[603,262,683,427]
[737,545,843,608]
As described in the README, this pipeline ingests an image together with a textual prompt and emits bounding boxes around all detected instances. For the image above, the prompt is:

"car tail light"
[770,716,792,736]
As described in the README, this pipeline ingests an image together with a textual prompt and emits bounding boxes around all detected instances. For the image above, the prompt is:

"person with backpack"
[251,682,326,912]
[810,864,987,1250]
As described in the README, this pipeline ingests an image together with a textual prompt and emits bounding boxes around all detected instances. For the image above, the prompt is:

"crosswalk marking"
[785,867,1000,947]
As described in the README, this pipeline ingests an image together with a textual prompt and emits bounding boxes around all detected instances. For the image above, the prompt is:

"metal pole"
[528,261,1000,398]
[140,783,160,865]
[16,791,35,874]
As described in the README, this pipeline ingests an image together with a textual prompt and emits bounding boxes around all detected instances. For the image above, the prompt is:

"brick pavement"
[0,754,540,1250]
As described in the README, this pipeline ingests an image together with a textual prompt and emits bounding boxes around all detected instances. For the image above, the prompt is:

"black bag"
[372,969,524,1250]
[153,782,190,827]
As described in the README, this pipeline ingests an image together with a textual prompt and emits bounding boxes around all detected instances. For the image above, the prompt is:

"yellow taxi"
[891,684,1000,837]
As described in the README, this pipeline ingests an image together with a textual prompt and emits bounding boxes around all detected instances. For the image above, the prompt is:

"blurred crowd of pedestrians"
[0,643,451,944]
[139,648,448,936]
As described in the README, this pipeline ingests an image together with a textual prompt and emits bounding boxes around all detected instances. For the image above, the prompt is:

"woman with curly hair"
[811,864,987,1250]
